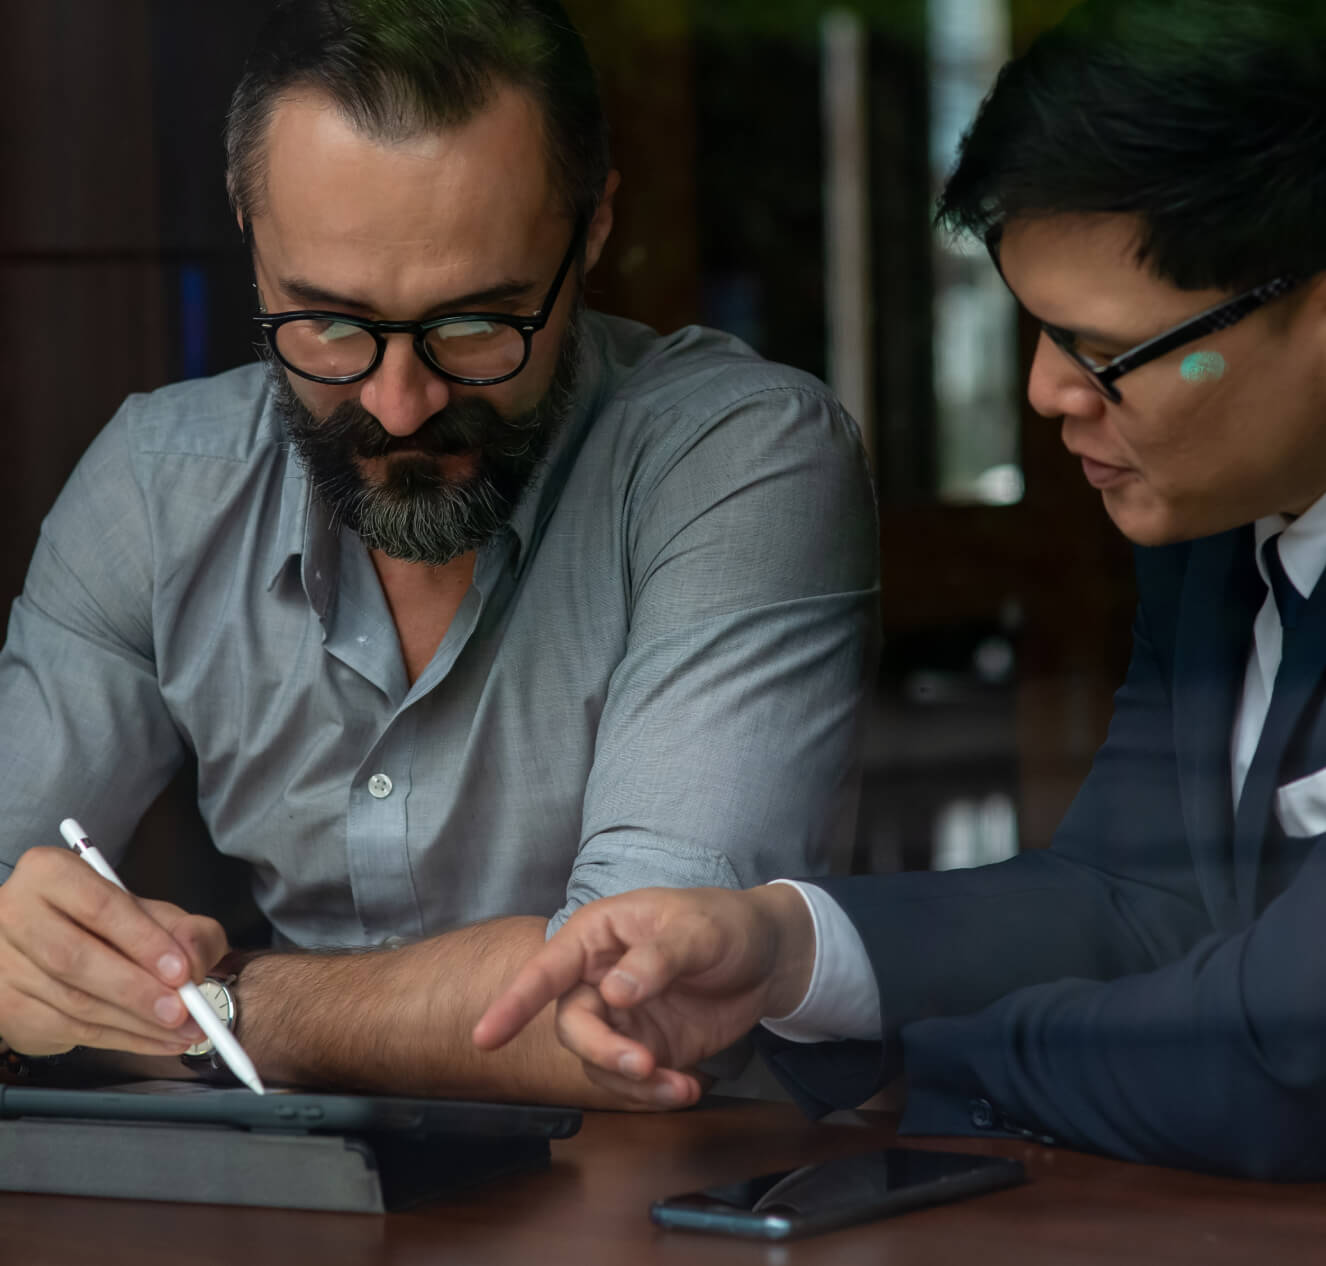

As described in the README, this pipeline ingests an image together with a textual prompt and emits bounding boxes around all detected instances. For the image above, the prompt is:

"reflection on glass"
[932,792,1019,870]
[821,8,875,470]
[929,0,1021,505]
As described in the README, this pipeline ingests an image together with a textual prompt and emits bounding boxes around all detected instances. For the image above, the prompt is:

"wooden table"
[3,1097,1323,1265]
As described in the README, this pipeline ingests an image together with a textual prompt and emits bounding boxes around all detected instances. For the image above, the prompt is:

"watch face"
[183,978,234,1058]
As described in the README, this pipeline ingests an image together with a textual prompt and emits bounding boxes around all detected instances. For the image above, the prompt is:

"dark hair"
[937,0,1326,291]
[225,0,610,225]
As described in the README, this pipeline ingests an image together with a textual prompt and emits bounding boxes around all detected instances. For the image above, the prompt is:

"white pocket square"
[1275,766,1326,838]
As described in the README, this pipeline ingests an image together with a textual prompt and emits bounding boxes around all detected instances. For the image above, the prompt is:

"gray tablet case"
[0,1083,568,1212]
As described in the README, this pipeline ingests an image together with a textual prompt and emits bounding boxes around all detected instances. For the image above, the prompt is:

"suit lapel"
[1233,570,1326,919]
[1172,527,1261,931]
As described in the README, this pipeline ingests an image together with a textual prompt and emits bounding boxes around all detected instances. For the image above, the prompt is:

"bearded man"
[0,0,878,1106]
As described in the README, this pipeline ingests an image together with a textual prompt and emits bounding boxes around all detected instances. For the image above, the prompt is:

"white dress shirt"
[766,493,1326,1044]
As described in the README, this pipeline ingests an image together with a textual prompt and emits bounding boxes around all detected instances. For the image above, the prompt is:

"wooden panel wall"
[0,0,167,609]
[565,0,700,332]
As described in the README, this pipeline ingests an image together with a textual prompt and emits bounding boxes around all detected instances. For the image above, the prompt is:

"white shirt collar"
[1253,488,1326,601]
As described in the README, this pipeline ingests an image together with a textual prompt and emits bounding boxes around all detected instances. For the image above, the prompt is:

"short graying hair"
[225,0,611,225]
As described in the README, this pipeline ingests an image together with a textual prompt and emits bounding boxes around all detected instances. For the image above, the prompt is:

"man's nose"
[357,334,452,436]
[1026,331,1109,422]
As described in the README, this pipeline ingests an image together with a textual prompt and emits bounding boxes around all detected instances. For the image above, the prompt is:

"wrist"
[227,949,284,1064]
[748,882,817,1019]
[230,945,415,1087]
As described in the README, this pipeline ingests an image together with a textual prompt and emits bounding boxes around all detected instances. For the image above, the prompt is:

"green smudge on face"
[1181,350,1227,384]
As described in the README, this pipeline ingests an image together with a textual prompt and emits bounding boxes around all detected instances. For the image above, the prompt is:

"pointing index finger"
[473,935,592,1050]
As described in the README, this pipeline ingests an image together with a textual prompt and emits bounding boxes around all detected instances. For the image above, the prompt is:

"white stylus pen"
[58,818,266,1095]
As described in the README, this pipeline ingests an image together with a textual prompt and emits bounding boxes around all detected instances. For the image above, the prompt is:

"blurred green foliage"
[694,0,927,42]
[568,0,1087,49]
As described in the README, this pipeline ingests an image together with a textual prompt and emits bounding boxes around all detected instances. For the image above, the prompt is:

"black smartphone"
[651,1146,1026,1241]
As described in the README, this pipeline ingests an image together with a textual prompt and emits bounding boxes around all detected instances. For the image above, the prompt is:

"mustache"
[293,394,550,464]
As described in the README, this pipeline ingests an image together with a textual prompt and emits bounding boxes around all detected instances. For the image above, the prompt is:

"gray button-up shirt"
[0,313,879,947]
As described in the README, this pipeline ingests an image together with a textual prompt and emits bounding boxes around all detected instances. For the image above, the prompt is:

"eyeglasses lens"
[420,321,527,380]
[274,320,378,379]
[274,318,529,383]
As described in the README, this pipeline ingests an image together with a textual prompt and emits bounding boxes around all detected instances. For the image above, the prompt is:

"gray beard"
[271,318,581,566]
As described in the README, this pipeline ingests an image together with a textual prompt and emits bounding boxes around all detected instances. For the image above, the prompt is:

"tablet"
[0,1078,581,1141]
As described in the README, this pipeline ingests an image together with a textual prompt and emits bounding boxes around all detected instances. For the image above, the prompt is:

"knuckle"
[186,915,227,952]
[151,907,223,965]
[69,1018,111,1047]
[179,928,227,975]
[39,932,87,981]
[58,983,99,1022]
[525,962,562,1000]
[76,878,119,928]
[13,846,54,879]
[8,847,64,897]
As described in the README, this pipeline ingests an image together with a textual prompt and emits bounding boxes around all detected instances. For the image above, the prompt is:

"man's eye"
[315,320,364,344]
[1046,324,1118,367]
[434,320,500,340]
[1045,324,1078,351]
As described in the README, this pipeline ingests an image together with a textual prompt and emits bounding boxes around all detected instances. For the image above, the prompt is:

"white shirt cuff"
[758,879,883,1043]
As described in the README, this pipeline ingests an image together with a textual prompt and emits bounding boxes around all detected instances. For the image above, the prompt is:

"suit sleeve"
[894,855,1326,1179]
[764,561,1326,1177]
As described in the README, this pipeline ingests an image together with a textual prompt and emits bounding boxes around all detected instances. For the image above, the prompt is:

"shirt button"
[367,773,394,799]
[969,1098,995,1130]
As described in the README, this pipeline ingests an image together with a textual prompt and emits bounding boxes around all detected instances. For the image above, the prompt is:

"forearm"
[236,916,644,1107]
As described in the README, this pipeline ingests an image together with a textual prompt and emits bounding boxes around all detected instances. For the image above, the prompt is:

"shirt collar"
[1253,487,1326,601]
[265,455,337,617]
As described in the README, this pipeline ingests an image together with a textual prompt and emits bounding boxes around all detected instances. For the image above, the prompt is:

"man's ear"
[1300,271,1326,388]
[1304,271,1326,323]
[583,170,621,275]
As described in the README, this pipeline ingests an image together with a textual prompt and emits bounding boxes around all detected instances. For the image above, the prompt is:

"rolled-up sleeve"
[554,385,879,932]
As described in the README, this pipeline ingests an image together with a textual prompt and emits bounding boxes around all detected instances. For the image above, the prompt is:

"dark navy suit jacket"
[762,527,1326,1179]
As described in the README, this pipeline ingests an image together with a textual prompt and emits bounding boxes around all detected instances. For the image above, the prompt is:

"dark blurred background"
[0,0,1133,928]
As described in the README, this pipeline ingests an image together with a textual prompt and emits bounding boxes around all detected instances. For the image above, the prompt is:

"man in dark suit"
[474,0,1326,1179]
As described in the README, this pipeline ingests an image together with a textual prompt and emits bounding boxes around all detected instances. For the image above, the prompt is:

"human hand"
[473,884,816,1108]
[0,846,228,1057]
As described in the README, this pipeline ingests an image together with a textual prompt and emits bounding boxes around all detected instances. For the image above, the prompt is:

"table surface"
[3,1096,1324,1266]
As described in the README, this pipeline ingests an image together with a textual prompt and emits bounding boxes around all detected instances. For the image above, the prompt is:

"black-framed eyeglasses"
[251,218,587,387]
[985,228,1303,404]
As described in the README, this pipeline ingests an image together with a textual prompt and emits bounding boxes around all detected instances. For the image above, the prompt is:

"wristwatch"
[180,975,239,1079]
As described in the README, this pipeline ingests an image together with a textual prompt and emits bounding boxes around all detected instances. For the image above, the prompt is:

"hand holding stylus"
[57,820,264,1094]
[0,824,229,1066]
